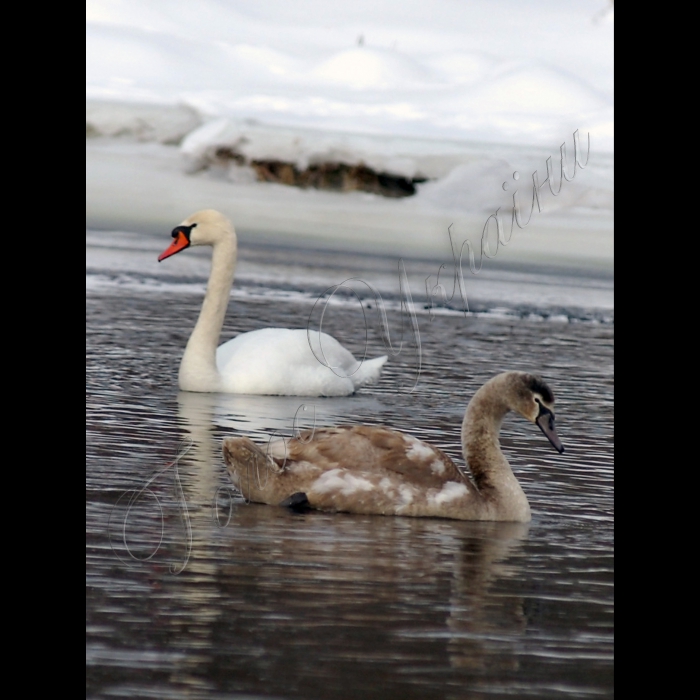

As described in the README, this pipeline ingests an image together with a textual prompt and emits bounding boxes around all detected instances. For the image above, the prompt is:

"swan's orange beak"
[158,230,191,262]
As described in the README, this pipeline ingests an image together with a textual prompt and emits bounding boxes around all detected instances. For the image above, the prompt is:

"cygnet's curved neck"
[461,376,529,518]
[179,235,237,391]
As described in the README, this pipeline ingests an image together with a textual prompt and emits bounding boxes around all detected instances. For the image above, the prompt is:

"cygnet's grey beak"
[536,404,565,454]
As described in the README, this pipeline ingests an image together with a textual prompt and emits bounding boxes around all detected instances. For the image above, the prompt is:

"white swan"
[223,371,565,522]
[158,210,388,395]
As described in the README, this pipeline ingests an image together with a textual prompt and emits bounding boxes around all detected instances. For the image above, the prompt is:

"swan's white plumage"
[216,327,387,396]
[159,210,387,396]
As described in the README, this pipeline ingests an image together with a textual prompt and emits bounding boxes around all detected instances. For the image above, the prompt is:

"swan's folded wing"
[286,426,467,487]
[366,428,468,487]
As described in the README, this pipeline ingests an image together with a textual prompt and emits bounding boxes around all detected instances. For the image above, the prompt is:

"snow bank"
[85,0,613,260]
[180,119,487,180]
[313,48,438,90]
[86,0,614,150]
[86,100,201,143]
[176,118,613,213]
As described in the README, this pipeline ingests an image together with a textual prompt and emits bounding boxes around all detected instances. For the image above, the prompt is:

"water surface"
[86,239,613,699]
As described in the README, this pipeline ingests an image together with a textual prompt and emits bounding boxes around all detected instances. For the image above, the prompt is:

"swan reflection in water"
[444,521,530,671]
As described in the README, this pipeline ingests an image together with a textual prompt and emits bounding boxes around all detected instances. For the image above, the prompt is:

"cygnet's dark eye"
[534,397,552,419]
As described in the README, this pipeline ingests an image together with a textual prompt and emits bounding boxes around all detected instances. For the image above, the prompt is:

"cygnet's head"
[158,210,234,261]
[501,372,564,454]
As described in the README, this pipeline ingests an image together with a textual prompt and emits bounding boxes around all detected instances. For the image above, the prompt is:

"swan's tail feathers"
[223,437,282,502]
[351,355,388,389]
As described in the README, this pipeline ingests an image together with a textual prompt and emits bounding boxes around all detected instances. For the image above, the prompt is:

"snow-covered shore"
[86,0,613,269]
[87,0,613,149]
[87,135,613,269]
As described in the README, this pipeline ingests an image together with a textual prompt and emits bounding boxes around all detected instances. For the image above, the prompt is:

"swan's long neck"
[462,377,530,519]
[179,235,237,392]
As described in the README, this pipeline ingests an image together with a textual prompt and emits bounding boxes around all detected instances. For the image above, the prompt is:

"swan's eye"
[171,223,197,240]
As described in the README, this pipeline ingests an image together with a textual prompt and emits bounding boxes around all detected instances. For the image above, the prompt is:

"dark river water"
[86,235,613,699]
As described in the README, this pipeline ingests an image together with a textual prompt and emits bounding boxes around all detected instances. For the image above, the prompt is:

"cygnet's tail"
[351,355,388,389]
[223,437,281,503]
